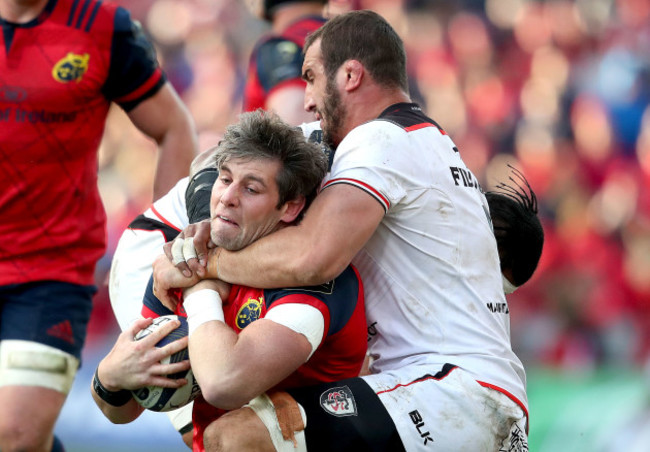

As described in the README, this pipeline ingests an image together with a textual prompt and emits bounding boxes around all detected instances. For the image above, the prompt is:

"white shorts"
[362,363,528,451]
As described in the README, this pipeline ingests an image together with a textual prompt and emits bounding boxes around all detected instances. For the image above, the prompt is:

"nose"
[218,182,239,208]
[304,86,315,113]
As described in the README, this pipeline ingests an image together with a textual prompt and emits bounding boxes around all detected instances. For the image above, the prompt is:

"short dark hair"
[213,109,328,217]
[486,166,544,287]
[304,10,409,92]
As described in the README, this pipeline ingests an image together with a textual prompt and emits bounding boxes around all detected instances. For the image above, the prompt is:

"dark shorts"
[286,377,405,452]
[0,281,95,359]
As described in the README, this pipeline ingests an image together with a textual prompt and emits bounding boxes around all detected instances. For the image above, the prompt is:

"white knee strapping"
[166,401,194,432]
[0,340,79,394]
[246,393,307,452]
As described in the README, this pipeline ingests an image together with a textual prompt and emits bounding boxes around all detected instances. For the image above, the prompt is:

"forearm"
[128,83,198,201]
[207,228,326,289]
[152,118,197,199]
[205,185,383,288]
[184,289,309,409]
[188,322,258,410]
[90,368,144,424]
[91,387,143,424]
[183,287,261,408]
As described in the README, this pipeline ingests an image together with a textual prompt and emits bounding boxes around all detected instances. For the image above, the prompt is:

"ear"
[280,196,306,224]
[343,59,364,92]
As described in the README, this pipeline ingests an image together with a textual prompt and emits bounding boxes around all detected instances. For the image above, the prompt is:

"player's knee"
[203,416,229,452]
[0,341,76,451]
[0,423,51,452]
[203,410,260,452]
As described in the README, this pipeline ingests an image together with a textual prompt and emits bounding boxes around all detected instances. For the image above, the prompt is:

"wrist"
[207,247,222,279]
[182,280,216,298]
[96,365,120,392]
[93,367,131,407]
[183,289,225,337]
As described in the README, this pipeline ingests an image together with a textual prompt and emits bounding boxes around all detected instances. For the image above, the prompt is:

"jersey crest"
[235,296,264,330]
[52,53,89,83]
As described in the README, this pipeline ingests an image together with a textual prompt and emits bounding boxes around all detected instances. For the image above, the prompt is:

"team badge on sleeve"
[320,386,358,417]
[235,296,263,329]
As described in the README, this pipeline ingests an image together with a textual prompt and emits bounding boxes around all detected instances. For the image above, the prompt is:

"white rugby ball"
[131,315,201,412]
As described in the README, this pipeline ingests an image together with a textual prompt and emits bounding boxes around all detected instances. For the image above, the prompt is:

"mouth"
[215,215,239,227]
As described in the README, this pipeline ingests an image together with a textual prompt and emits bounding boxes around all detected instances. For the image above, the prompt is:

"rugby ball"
[131,315,201,412]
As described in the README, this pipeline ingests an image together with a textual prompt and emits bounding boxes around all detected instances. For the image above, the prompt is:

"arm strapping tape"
[183,289,225,337]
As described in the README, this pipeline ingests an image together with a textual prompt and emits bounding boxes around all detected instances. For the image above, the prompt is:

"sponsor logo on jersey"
[409,410,434,446]
[0,86,27,103]
[449,166,482,190]
[486,302,509,314]
[499,423,528,452]
[235,296,263,329]
[52,53,89,83]
[319,385,358,417]
[367,321,378,342]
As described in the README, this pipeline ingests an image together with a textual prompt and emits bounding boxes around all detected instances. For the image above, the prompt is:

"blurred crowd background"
[67,0,650,450]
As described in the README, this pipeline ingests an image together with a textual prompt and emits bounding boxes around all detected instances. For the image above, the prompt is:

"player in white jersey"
[153,10,530,451]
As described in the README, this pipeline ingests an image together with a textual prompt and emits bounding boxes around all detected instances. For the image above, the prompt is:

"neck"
[342,86,411,139]
[0,0,48,22]
[271,3,323,33]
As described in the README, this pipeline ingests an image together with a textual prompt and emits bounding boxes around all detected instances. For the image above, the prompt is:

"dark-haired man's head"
[486,167,544,293]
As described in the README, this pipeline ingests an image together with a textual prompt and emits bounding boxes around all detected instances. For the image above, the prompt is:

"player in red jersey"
[243,0,327,124]
[91,110,367,451]
[0,0,197,450]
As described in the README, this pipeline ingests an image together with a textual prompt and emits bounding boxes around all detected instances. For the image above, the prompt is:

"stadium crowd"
[90,0,650,376]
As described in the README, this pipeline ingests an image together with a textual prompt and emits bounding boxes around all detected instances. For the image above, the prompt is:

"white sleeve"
[146,177,190,228]
[264,304,325,360]
[324,122,408,212]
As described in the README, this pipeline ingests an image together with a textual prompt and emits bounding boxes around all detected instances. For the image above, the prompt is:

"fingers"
[163,239,174,261]
[151,358,191,376]
[140,318,181,346]
[146,375,189,389]
[127,317,154,336]
[171,236,194,278]
[158,335,189,358]
[190,220,212,276]
[152,254,190,310]
[169,220,212,278]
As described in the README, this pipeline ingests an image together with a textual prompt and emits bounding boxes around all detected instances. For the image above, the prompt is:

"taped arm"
[189,309,314,410]
[209,183,385,288]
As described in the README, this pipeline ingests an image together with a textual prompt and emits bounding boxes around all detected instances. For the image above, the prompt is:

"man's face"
[302,39,346,147]
[209,157,288,251]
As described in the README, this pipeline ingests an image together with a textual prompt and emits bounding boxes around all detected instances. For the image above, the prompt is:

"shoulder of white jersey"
[142,177,190,230]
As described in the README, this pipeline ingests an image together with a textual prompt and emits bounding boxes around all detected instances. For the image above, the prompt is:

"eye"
[245,187,258,194]
[219,176,231,185]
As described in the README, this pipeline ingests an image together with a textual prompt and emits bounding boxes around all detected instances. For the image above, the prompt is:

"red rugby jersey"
[243,15,326,112]
[189,265,367,452]
[0,0,165,286]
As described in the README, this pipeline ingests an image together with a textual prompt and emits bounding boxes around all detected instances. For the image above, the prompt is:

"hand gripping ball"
[131,315,201,412]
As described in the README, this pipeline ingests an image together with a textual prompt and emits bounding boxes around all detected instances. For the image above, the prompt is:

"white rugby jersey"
[109,177,188,330]
[322,103,527,409]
